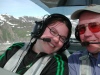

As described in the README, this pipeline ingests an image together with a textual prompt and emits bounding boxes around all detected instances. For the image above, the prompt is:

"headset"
[31,13,72,53]
[75,25,81,41]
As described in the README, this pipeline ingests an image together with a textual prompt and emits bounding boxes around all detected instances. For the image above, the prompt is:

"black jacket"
[0,42,69,75]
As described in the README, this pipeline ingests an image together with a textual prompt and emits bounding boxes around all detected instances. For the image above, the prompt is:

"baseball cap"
[71,4,100,20]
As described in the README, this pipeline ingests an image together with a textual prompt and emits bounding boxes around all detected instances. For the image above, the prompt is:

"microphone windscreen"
[81,42,89,46]
[42,38,51,42]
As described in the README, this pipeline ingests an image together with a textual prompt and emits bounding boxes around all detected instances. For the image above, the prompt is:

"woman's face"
[34,21,69,54]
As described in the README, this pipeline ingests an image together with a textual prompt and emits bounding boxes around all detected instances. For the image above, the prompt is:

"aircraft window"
[0,0,49,53]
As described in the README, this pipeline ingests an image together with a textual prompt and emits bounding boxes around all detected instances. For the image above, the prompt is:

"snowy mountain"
[0,14,41,43]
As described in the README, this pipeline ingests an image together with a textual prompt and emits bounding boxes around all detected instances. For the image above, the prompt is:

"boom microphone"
[81,42,89,46]
[71,41,100,46]
[39,38,51,42]
[81,42,100,46]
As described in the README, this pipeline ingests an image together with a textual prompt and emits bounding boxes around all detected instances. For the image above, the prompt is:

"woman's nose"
[53,36,60,43]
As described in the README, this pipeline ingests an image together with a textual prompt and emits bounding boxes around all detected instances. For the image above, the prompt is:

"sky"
[0,0,49,18]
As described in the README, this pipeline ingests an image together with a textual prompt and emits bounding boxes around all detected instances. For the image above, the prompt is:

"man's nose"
[84,27,93,36]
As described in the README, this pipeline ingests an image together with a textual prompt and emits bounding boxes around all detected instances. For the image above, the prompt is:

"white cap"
[71,4,100,20]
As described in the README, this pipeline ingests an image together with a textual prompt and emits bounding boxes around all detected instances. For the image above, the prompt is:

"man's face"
[78,11,100,54]
[35,21,69,54]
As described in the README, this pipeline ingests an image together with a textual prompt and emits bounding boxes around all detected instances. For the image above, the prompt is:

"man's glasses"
[47,27,66,43]
[78,22,100,35]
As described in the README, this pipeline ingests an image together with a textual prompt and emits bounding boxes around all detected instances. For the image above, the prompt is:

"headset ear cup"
[31,21,43,38]
[75,26,81,41]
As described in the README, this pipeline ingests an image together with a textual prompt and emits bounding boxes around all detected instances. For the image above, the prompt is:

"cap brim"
[71,9,86,20]
[71,9,100,20]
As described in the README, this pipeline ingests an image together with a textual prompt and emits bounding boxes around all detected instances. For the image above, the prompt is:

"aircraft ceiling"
[32,0,100,8]
[31,0,100,15]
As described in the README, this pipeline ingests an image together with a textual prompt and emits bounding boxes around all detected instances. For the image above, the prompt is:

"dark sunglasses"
[78,22,100,35]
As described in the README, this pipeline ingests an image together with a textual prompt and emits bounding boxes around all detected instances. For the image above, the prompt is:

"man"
[68,4,100,75]
[0,13,72,75]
